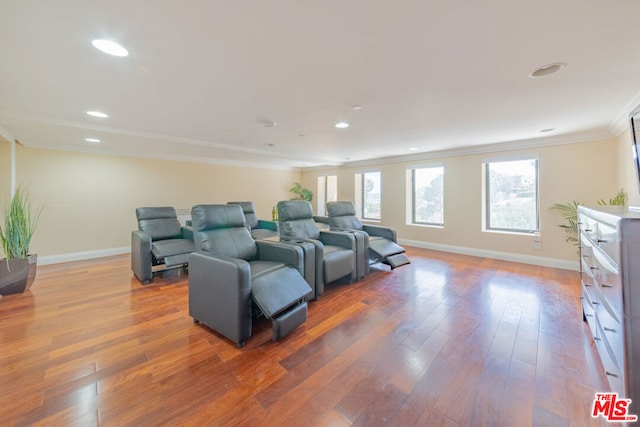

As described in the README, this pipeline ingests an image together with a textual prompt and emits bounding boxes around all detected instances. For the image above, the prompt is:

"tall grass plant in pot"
[0,187,42,295]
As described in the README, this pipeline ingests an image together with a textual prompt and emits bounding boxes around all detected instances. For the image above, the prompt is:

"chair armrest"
[131,230,152,283]
[181,225,194,241]
[257,219,278,232]
[188,251,252,347]
[256,240,304,273]
[313,215,329,224]
[319,230,356,252]
[363,224,397,242]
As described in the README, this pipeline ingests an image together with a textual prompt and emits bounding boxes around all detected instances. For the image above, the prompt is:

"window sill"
[362,219,381,224]
[482,229,538,237]
[408,223,444,229]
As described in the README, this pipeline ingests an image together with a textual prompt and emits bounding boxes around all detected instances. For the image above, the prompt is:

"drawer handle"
[590,266,599,271]
[594,337,601,341]
[597,239,608,243]
[584,228,593,232]
[604,326,616,332]
[605,371,619,378]
[585,313,594,317]
[592,301,600,305]
[601,283,613,288]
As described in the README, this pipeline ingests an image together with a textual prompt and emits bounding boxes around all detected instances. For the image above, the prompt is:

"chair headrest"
[327,201,357,217]
[136,206,177,221]
[278,200,313,221]
[191,204,246,231]
[226,201,255,214]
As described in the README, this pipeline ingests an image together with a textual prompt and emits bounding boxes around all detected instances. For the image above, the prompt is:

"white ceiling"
[2,0,640,169]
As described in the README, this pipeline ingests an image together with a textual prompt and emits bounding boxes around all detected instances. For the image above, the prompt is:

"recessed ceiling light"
[540,128,556,133]
[84,138,101,143]
[409,147,419,151]
[87,110,108,118]
[92,39,129,57]
[352,105,363,111]
[335,122,349,129]
[528,62,566,78]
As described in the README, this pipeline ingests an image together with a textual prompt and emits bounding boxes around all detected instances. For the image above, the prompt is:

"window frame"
[410,165,444,226]
[316,175,337,216]
[484,157,540,234]
[360,170,381,221]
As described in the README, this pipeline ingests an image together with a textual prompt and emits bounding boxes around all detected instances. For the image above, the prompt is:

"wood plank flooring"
[0,247,612,426]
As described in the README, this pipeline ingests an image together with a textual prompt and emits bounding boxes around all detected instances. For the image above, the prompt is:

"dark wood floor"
[0,247,611,426]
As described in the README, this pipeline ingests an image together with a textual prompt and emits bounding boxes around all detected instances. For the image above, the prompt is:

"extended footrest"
[272,302,307,341]
[251,266,312,341]
[386,253,410,269]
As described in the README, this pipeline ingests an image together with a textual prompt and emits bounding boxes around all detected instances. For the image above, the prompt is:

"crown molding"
[610,89,640,137]
[24,143,303,172]
[0,112,338,167]
[307,131,614,170]
[0,124,14,143]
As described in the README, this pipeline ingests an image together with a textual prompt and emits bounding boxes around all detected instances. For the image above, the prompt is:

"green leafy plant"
[550,189,628,245]
[550,201,581,245]
[289,182,313,202]
[0,187,42,259]
[598,188,628,206]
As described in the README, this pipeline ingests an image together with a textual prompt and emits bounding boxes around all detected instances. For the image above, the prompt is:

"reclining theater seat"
[327,201,410,269]
[189,204,312,348]
[226,205,319,301]
[278,200,357,295]
[131,207,196,284]
[226,201,279,240]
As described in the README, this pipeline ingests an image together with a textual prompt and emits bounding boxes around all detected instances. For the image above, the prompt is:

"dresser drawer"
[596,221,619,265]
[597,303,624,373]
[582,280,598,339]
[595,317,625,396]
[579,214,599,243]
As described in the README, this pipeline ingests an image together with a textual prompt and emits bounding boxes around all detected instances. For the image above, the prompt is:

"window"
[484,158,539,233]
[358,171,381,220]
[411,166,444,226]
[316,175,337,216]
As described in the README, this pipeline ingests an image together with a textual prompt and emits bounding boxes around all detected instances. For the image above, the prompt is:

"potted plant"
[289,182,313,202]
[0,187,42,295]
[551,189,627,246]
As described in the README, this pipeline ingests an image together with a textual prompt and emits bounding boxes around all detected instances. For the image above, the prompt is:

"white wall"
[15,145,301,259]
[617,126,640,206]
[0,138,10,258]
[302,138,621,268]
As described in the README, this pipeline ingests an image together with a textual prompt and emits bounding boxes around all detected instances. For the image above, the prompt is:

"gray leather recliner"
[131,207,196,284]
[278,200,357,296]
[226,201,279,240]
[327,201,410,269]
[188,204,312,348]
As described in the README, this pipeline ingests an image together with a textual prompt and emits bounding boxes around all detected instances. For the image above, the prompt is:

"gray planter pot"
[0,254,38,295]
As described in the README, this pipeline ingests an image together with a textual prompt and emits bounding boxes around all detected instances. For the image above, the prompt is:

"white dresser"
[579,205,640,414]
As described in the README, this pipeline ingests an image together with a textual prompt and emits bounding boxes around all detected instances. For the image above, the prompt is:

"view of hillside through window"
[413,166,444,225]
[363,171,381,220]
[486,158,538,232]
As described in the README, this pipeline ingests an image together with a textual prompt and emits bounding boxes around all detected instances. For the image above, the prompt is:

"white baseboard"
[398,238,579,271]
[38,246,131,266]
[36,240,579,272]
